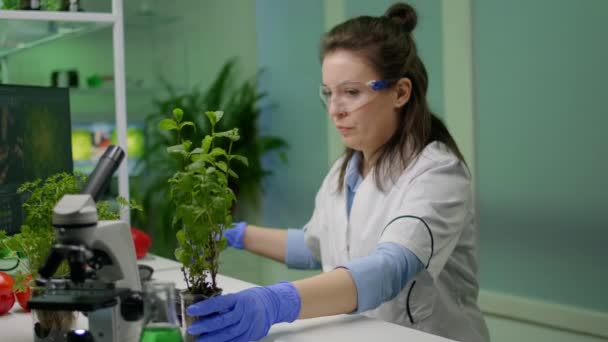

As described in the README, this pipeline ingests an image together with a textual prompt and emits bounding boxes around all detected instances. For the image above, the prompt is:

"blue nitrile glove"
[223,221,247,249]
[186,281,301,342]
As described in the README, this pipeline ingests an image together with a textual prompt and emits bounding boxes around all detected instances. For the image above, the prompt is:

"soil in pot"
[179,288,222,342]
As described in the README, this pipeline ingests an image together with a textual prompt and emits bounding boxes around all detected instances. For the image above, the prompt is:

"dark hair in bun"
[385,2,417,33]
[320,2,465,192]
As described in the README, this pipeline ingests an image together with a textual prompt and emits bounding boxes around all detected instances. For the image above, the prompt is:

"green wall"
[474,0,608,312]
[154,0,258,91]
[255,0,328,229]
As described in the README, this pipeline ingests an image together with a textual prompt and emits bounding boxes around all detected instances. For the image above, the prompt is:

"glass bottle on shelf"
[66,0,79,12]
[20,0,40,10]
[140,282,183,342]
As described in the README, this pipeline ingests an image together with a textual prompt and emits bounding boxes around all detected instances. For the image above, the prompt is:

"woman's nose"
[327,99,347,118]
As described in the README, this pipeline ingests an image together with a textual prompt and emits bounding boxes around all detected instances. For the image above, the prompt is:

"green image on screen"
[0,84,72,234]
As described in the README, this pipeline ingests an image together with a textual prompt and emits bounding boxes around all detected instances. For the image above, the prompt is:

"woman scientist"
[186,3,490,342]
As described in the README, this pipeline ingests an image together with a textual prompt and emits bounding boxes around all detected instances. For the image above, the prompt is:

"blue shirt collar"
[345,152,363,193]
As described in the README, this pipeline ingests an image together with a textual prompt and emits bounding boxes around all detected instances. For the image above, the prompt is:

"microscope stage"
[29,288,131,312]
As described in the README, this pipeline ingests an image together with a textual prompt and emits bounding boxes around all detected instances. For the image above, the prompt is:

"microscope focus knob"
[121,291,144,322]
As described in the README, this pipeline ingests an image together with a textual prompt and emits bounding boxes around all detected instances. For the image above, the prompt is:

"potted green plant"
[133,58,288,259]
[159,108,246,341]
[0,172,139,338]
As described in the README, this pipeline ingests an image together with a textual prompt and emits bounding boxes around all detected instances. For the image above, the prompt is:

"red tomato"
[15,287,31,312]
[130,227,152,259]
[15,275,33,312]
[0,272,15,315]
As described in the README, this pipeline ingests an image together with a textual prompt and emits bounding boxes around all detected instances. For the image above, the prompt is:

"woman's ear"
[394,78,412,108]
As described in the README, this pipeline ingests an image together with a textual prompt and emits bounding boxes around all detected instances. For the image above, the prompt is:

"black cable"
[381,215,435,324]
[406,280,417,324]
[381,215,434,268]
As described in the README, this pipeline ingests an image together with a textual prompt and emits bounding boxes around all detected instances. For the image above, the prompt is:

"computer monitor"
[0,84,73,234]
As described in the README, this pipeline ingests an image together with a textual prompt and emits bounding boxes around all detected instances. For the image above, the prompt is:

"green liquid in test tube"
[140,281,183,342]
[140,325,183,342]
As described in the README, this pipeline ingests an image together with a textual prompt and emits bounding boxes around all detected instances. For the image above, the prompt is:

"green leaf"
[186,160,206,173]
[180,121,195,131]
[215,111,224,123]
[217,238,227,251]
[167,144,187,156]
[176,229,186,246]
[129,199,143,212]
[191,153,211,163]
[177,174,194,192]
[228,169,238,179]
[231,128,240,141]
[214,129,240,142]
[116,196,129,207]
[174,248,186,264]
[173,108,184,122]
[202,136,213,153]
[190,147,204,155]
[205,111,217,126]
[159,118,178,131]
[176,205,198,228]
[210,148,227,158]
[12,272,29,293]
[225,188,236,203]
[214,130,233,138]
[216,161,228,172]
[230,155,248,167]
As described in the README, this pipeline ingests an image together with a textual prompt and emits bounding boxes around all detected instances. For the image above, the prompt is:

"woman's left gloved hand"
[186,281,301,342]
[223,221,247,249]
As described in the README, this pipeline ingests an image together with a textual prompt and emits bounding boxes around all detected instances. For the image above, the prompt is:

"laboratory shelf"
[0,19,111,58]
[0,9,114,23]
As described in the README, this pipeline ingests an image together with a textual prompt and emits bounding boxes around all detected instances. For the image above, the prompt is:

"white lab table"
[0,254,455,342]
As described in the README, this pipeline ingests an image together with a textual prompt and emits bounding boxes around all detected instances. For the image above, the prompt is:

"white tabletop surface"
[0,254,455,342]
[137,253,184,272]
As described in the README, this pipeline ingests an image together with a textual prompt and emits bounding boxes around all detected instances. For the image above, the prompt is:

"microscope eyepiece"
[82,145,125,201]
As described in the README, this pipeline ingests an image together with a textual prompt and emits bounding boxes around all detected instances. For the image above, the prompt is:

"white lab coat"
[303,142,490,342]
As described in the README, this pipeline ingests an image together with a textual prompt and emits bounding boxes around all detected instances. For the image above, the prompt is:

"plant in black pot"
[133,58,287,258]
[159,108,247,342]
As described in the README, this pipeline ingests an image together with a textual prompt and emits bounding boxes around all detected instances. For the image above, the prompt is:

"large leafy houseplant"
[133,59,287,258]
[160,108,246,296]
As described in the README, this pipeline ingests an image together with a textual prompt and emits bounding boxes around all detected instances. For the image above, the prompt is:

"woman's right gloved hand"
[223,222,248,249]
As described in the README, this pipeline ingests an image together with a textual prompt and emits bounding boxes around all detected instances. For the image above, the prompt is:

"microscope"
[29,146,144,342]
